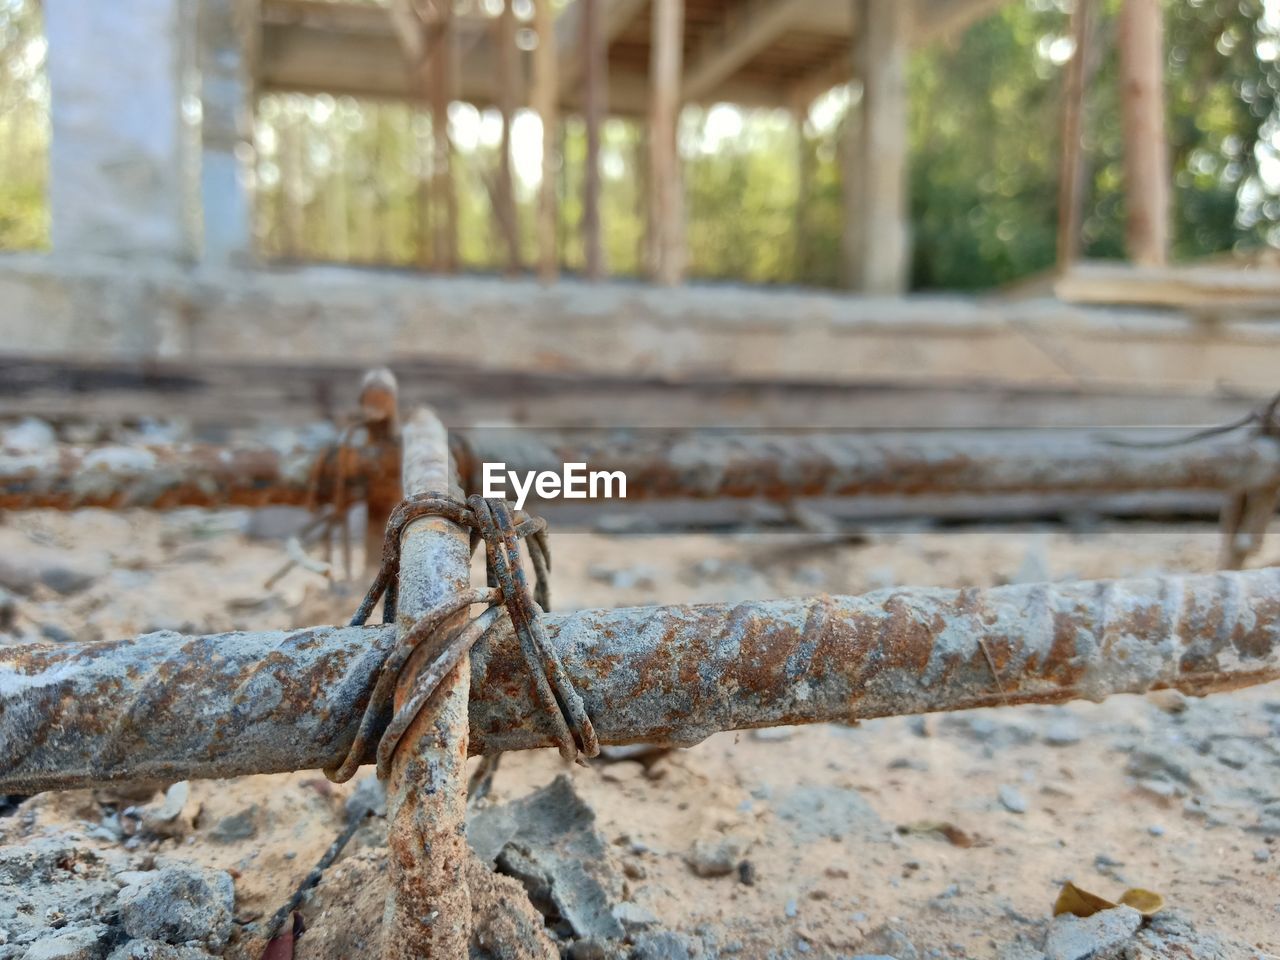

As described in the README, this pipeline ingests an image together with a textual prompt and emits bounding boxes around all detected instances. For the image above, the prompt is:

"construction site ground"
[1,507,1277,960]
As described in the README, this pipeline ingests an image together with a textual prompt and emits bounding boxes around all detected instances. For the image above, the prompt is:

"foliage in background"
[0,0,48,250]
[2,0,1280,288]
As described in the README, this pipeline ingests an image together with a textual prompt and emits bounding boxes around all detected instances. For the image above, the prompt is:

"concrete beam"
[682,0,811,102]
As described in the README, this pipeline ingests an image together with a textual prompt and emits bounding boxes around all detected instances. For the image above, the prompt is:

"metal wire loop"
[327,491,596,783]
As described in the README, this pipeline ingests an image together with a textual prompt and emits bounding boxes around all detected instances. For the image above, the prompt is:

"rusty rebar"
[0,436,399,511]
[3,567,1278,794]
[382,407,472,959]
[459,428,1280,503]
[359,368,403,572]
[9,428,1279,514]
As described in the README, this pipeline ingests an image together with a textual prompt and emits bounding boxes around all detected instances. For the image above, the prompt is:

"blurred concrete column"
[45,0,194,259]
[847,0,910,295]
[198,0,256,266]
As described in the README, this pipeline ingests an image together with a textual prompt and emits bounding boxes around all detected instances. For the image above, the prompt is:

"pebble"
[1147,824,1165,837]
[1254,848,1271,863]
[612,902,659,933]
[207,807,258,843]
[998,785,1028,814]
[1124,750,1196,788]
[686,835,749,878]
[629,932,693,960]
[1044,718,1082,747]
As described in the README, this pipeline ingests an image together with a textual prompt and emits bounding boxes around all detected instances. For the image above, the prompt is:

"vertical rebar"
[382,407,472,958]
[359,367,402,576]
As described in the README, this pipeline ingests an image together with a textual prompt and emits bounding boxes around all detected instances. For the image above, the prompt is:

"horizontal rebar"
[2,567,1278,793]
[6,429,1278,513]
[461,429,1280,502]
[0,437,397,510]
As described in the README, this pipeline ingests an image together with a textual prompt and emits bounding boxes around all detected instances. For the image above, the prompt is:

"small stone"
[630,932,693,960]
[612,902,659,933]
[859,925,919,960]
[1044,906,1142,960]
[136,783,191,839]
[117,865,235,949]
[21,926,108,960]
[2,418,56,452]
[1124,751,1196,787]
[1147,824,1165,837]
[567,939,614,960]
[207,806,258,843]
[105,942,216,960]
[1145,689,1188,714]
[686,835,749,878]
[1044,718,1082,747]
[998,785,1028,814]
[1254,847,1271,863]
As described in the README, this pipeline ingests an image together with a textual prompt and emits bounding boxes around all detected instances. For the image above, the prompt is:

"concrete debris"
[465,853,559,960]
[858,924,920,960]
[105,941,217,960]
[628,932,695,960]
[1043,906,1141,960]
[20,926,109,960]
[611,902,660,933]
[0,836,235,960]
[117,865,235,950]
[468,776,625,942]
[1130,910,1266,959]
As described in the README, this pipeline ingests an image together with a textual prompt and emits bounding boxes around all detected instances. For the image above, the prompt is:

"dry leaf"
[1053,880,1118,918]
[1054,881,1165,918]
[896,820,980,848]
[1119,888,1165,915]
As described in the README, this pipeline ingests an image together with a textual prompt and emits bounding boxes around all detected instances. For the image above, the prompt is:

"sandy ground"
[1,508,1277,959]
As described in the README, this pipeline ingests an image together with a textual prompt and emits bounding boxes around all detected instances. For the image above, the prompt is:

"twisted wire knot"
[325,492,597,784]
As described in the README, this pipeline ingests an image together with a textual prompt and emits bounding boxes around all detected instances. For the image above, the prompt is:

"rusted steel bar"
[8,429,1278,514]
[383,407,472,958]
[0,436,399,511]
[358,368,402,572]
[460,429,1280,503]
[2,568,1278,793]
[0,623,397,793]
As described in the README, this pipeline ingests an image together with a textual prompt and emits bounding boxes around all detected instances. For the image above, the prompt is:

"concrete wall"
[3,253,1280,397]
